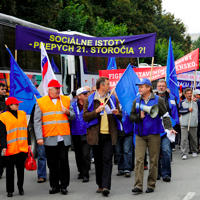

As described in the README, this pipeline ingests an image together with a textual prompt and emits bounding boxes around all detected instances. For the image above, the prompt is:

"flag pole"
[15,50,17,62]
[150,57,154,81]
[187,70,196,131]
[103,87,115,106]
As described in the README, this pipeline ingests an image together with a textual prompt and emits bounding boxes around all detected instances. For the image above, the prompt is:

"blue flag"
[6,47,41,114]
[115,64,139,115]
[107,57,117,70]
[51,57,60,73]
[166,37,179,103]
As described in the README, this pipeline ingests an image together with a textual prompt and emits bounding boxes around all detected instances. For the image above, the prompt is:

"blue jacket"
[135,95,164,136]
[87,92,121,128]
[70,100,88,135]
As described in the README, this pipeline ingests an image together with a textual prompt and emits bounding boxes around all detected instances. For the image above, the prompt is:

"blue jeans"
[37,145,47,179]
[116,135,133,172]
[158,136,171,178]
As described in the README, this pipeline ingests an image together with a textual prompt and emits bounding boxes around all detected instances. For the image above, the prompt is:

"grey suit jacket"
[34,99,75,146]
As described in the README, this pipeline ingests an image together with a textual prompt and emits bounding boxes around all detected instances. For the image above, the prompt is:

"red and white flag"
[41,42,57,95]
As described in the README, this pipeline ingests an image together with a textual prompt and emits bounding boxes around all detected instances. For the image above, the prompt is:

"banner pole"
[150,57,154,81]
[104,87,115,106]
[15,50,17,62]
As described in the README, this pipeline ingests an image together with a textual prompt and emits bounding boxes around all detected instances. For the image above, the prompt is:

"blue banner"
[16,25,156,58]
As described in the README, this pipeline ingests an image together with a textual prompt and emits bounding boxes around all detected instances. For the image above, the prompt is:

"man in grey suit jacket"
[34,80,75,195]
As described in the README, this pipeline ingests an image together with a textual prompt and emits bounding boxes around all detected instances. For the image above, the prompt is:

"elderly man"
[179,88,198,160]
[71,87,90,183]
[83,77,121,197]
[156,79,179,182]
[130,78,175,195]
[34,79,75,195]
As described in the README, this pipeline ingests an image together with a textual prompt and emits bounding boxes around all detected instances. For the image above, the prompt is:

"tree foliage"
[0,0,192,63]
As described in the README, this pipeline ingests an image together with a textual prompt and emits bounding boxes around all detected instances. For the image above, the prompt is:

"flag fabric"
[41,42,57,95]
[51,57,60,73]
[107,57,117,70]
[6,47,41,114]
[166,37,180,103]
[115,64,139,115]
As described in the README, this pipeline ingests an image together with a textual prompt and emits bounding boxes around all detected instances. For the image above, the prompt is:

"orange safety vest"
[37,95,71,137]
[0,110,28,156]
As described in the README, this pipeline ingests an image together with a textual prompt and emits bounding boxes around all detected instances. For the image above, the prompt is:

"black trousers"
[6,152,27,193]
[45,141,70,189]
[0,147,5,176]
[92,134,113,190]
[71,135,90,178]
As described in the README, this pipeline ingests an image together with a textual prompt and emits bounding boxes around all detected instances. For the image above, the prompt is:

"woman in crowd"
[0,97,30,197]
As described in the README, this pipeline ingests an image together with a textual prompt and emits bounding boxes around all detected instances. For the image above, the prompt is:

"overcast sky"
[162,0,200,34]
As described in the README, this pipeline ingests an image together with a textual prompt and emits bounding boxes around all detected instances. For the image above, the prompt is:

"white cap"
[76,87,88,96]
[194,89,200,95]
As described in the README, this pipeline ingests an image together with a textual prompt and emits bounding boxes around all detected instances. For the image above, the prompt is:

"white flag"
[41,42,57,95]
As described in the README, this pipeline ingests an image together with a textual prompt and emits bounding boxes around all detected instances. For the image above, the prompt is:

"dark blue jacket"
[135,95,164,136]
[70,100,88,135]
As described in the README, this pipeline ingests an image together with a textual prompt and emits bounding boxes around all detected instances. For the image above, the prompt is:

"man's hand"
[189,107,193,112]
[62,106,70,115]
[2,148,6,155]
[169,129,177,135]
[37,139,44,146]
[112,109,119,115]
[96,105,105,113]
[140,111,145,119]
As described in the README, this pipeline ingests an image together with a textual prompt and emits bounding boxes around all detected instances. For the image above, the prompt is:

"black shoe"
[146,188,154,193]
[7,193,13,197]
[117,171,124,176]
[60,188,68,195]
[102,188,110,197]
[37,177,46,183]
[132,188,143,195]
[124,172,131,177]
[163,176,171,182]
[19,188,24,195]
[49,188,60,194]
[77,173,83,179]
[82,176,89,183]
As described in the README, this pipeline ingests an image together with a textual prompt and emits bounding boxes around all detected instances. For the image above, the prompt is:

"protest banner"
[15,25,156,58]
[99,49,199,88]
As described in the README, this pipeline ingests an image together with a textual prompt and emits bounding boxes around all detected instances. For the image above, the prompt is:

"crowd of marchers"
[0,77,199,197]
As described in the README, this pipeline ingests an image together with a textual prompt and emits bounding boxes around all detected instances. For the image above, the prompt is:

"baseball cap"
[6,97,23,105]
[136,78,152,86]
[48,79,62,88]
[194,89,200,95]
[76,87,89,96]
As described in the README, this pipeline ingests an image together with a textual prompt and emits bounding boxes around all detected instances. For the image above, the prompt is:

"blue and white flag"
[115,64,139,115]
[107,57,117,70]
[166,37,180,103]
[6,46,41,114]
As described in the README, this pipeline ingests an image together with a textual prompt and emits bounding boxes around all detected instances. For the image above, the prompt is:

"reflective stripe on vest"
[7,137,28,144]
[7,127,27,134]
[0,110,28,156]
[37,95,71,137]
[42,120,69,125]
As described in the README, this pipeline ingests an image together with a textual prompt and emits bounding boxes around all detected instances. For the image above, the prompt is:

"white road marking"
[182,192,196,200]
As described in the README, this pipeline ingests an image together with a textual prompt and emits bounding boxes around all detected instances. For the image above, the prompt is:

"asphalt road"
[0,148,200,200]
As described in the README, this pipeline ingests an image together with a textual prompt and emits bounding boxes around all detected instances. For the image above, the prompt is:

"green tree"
[55,1,89,32]
[154,39,184,66]
[92,17,128,37]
